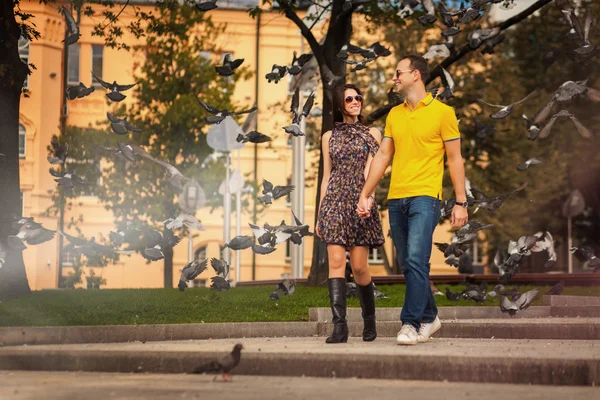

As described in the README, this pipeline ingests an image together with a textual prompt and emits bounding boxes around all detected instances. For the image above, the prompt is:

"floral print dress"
[317,121,385,249]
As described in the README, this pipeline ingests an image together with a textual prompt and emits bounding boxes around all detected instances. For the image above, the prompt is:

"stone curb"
[0,322,318,347]
[309,306,553,322]
[0,348,597,386]
[319,320,600,340]
[543,295,600,307]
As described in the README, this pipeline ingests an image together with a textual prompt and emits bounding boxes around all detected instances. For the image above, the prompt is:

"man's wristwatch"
[455,201,468,208]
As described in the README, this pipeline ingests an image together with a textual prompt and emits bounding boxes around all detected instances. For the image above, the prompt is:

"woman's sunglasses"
[345,95,363,104]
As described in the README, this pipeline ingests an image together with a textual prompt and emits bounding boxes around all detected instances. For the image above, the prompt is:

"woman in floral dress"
[316,84,384,343]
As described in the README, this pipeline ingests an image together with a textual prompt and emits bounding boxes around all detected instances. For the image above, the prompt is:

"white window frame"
[368,247,384,264]
[67,43,80,86]
[18,36,30,90]
[18,124,26,158]
[91,44,104,87]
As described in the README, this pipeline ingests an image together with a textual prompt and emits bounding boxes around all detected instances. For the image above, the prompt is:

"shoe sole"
[396,339,418,345]
[417,321,442,343]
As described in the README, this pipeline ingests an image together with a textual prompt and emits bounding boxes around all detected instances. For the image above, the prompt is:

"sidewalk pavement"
[1,337,599,386]
[1,371,599,400]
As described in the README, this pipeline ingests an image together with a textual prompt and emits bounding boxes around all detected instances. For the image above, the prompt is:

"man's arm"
[444,138,468,228]
[357,137,395,217]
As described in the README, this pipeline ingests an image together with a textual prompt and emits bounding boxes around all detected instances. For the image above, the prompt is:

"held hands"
[451,205,468,229]
[356,195,374,219]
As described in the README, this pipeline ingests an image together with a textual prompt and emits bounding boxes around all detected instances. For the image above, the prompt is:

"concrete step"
[1,337,598,386]
[543,295,600,307]
[309,306,554,322]
[321,318,600,340]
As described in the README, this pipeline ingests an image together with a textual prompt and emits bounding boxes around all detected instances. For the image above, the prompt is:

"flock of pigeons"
[3,1,598,310]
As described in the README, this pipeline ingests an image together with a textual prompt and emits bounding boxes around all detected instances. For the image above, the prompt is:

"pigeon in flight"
[59,231,130,258]
[280,212,314,245]
[223,235,254,251]
[195,0,218,12]
[423,44,450,60]
[97,142,136,168]
[288,51,314,75]
[66,82,95,100]
[61,7,81,45]
[437,67,455,101]
[164,214,205,231]
[196,98,257,125]
[479,90,538,119]
[51,169,88,189]
[92,72,137,102]
[215,54,244,76]
[259,179,294,205]
[178,258,208,292]
[341,57,376,72]
[193,343,243,381]
[135,228,181,261]
[107,113,143,135]
[471,182,528,213]
[109,222,141,247]
[537,110,593,140]
[451,220,494,244]
[414,0,436,26]
[210,276,230,291]
[7,219,56,250]
[517,157,542,171]
[562,9,597,56]
[468,27,500,49]
[439,2,460,37]
[265,64,288,83]
[336,41,390,60]
[434,242,465,258]
[47,136,68,165]
[236,130,272,144]
[211,257,230,278]
[570,246,600,270]
[132,145,190,191]
[277,278,296,296]
[283,88,315,136]
[500,288,539,317]
[481,33,506,55]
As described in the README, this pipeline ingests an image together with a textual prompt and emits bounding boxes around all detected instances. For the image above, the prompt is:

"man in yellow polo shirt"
[357,54,468,345]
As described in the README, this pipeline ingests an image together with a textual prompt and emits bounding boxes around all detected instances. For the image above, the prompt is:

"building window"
[63,250,75,267]
[369,247,383,264]
[91,45,103,87]
[194,245,207,262]
[285,240,291,262]
[20,191,24,215]
[18,36,30,90]
[468,238,485,266]
[67,44,80,86]
[18,124,26,157]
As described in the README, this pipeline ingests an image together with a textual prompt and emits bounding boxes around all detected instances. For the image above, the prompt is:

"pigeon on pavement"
[193,343,243,381]
[546,281,565,296]
[500,288,539,317]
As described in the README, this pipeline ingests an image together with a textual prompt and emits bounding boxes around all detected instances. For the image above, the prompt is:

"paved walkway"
[1,371,598,400]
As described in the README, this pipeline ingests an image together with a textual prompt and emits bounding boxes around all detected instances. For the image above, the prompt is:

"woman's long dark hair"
[332,84,365,124]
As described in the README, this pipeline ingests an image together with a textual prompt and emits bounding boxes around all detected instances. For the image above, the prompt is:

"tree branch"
[278,0,324,65]
[366,0,554,123]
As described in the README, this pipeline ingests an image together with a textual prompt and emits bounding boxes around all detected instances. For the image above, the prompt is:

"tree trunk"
[0,0,32,298]
[307,3,352,286]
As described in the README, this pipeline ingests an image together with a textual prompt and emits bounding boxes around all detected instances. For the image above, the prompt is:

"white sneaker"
[396,324,418,345]
[417,316,441,343]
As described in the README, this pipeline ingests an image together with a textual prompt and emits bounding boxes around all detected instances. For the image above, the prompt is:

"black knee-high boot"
[326,278,348,344]
[357,281,377,341]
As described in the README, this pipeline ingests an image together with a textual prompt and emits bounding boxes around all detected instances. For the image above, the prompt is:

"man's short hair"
[400,54,430,83]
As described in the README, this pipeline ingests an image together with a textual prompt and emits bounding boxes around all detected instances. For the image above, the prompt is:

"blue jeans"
[388,196,440,330]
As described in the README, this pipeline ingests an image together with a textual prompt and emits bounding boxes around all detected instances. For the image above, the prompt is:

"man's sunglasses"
[345,95,364,104]
[395,69,415,79]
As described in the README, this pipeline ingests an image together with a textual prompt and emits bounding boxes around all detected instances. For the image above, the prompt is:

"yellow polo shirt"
[384,93,460,200]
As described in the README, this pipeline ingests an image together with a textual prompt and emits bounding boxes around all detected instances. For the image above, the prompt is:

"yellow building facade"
[18,0,462,290]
